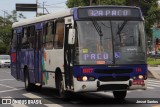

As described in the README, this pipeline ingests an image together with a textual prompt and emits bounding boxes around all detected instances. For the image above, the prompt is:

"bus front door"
[64,24,74,89]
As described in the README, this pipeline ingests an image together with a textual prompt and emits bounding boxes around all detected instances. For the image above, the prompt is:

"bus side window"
[45,22,54,49]
[36,30,42,50]
[28,26,35,49]
[54,21,64,49]
[11,30,17,50]
[22,28,29,49]
[17,33,22,50]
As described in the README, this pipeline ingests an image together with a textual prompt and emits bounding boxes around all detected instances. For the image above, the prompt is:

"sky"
[0,0,67,20]
[1,0,160,21]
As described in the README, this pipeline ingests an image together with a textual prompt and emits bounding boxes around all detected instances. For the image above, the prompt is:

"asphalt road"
[0,68,160,107]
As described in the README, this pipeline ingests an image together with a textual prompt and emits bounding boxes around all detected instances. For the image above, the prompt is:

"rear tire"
[113,91,127,99]
[24,68,35,91]
[35,85,42,92]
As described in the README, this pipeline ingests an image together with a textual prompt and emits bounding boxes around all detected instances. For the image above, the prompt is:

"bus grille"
[98,76,130,81]
[94,69,133,74]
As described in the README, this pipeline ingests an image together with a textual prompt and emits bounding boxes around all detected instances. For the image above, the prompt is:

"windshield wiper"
[116,21,127,43]
[117,21,127,35]
[92,20,103,37]
[92,20,103,46]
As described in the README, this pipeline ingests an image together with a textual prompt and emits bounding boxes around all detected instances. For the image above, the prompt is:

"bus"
[11,5,147,99]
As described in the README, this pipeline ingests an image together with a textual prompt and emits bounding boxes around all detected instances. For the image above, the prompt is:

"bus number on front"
[88,10,104,16]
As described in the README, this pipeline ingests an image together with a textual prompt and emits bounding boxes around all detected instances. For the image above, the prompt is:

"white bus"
[11,5,147,99]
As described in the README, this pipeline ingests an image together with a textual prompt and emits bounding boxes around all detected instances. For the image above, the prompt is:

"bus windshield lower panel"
[74,20,146,65]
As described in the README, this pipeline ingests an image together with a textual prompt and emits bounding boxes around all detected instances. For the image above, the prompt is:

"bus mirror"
[68,28,75,44]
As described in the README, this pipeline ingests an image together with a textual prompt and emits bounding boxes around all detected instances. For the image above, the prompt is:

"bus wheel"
[24,69,35,91]
[113,91,127,99]
[35,85,42,92]
[57,75,66,99]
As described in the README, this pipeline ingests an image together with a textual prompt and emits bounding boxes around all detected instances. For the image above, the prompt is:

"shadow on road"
[30,87,138,105]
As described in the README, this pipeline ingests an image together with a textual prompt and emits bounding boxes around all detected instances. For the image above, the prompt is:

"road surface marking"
[0,83,16,89]
[2,96,12,98]
[44,104,63,107]
[147,86,155,89]
[147,84,160,88]
[11,104,28,107]
[22,93,41,98]
[1,71,11,73]
[0,88,23,93]
[148,79,160,83]
[0,79,14,81]
[148,81,160,85]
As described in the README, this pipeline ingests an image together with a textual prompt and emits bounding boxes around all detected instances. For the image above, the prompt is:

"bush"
[0,43,7,54]
[147,57,160,65]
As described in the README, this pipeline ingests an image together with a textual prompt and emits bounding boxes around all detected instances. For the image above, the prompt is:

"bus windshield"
[74,20,146,65]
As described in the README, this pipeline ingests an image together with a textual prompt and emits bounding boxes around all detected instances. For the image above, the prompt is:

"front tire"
[56,74,67,99]
[113,91,127,99]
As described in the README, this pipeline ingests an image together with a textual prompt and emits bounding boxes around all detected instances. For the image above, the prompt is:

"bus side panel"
[34,50,42,83]
[39,50,42,82]
[27,50,35,84]
[18,50,26,81]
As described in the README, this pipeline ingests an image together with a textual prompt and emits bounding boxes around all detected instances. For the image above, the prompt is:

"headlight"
[82,76,88,81]
[138,75,143,79]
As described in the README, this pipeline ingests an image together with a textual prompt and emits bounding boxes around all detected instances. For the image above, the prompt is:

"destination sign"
[88,9,130,17]
[77,7,141,19]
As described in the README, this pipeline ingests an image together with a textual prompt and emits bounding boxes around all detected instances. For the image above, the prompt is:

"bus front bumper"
[73,78,147,92]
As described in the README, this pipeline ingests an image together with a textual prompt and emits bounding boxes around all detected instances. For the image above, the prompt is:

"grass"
[147,57,160,65]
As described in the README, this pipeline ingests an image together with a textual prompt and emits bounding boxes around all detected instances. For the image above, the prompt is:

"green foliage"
[0,10,26,54]
[7,10,26,23]
[0,43,7,54]
[66,0,90,8]
[147,57,160,65]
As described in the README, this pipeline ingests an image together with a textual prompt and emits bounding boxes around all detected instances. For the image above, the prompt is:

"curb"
[148,68,160,80]
[148,65,160,67]
[148,70,156,79]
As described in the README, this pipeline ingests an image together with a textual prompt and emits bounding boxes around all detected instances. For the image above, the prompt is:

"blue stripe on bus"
[73,64,147,79]
[35,23,43,30]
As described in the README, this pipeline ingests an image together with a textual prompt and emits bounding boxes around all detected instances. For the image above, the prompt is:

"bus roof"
[12,5,142,28]
[12,8,72,28]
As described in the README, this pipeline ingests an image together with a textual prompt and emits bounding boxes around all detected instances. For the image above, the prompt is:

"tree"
[6,10,26,23]
[0,10,26,54]
[66,0,159,38]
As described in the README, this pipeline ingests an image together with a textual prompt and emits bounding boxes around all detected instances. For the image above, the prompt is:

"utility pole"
[36,0,38,17]
[43,2,45,15]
